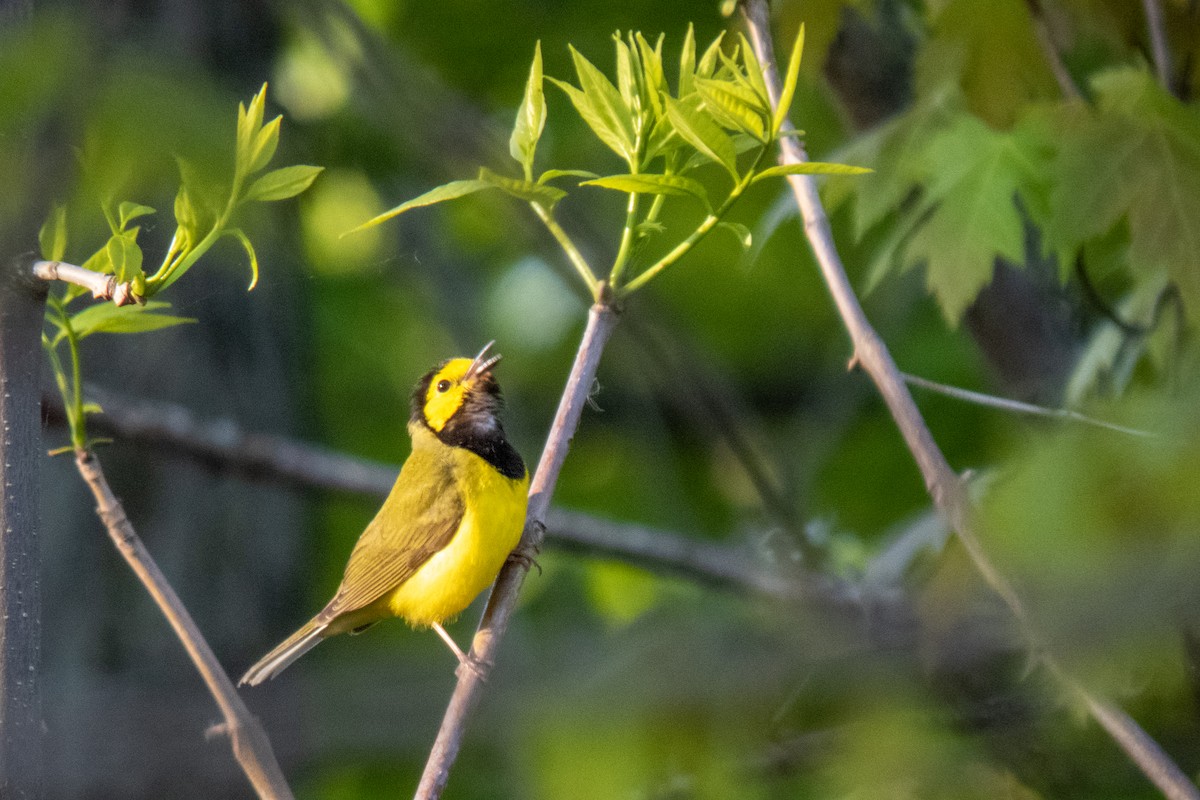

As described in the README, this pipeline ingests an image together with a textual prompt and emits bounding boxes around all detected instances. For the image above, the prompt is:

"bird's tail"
[239,618,327,687]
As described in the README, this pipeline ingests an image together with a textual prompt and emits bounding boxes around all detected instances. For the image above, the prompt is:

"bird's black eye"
[436,379,451,393]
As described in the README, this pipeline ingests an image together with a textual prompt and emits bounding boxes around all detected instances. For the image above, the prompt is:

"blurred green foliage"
[8,0,1200,798]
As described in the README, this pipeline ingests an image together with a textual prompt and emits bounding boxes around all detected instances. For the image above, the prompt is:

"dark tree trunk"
[0,255,46,799]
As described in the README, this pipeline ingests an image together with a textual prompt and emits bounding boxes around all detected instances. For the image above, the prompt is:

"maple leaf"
[903,112,1051,324]
[1049,68,1200,322]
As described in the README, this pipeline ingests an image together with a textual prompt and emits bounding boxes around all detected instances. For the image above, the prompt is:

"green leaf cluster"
[38,83,321,451]
[350,26,868,300]
[822,0,1200,406]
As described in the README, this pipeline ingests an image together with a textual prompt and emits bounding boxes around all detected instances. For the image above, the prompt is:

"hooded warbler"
[240,342,529,686]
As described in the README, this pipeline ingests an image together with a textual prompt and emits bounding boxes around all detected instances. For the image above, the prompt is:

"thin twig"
[32,260,140,306]
[73,450,294,800]
[1142,0,1175,95]
[739,4,1199,798]
[1022,0,1084,100]
[415,301,620,799]
[740,1,1026,628]
[901,372,1156,437]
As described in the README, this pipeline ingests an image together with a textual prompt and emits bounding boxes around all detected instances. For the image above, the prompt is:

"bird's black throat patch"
[412,365,527,480]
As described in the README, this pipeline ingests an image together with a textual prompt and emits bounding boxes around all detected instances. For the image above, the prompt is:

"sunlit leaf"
[773,24,806,135]
[751,162,873,183]
[478,167,567,208]
[581,173,708,205]
[560,45,636,162]
[106,230,143,284]
[678,23,697,97]
[537,168,600,184]
[243,164,323,203]
[615,35,637,111]
[736,33,770,106]
[694,77,769,141]
[69,300,195,340]
[548,77,630,163]
[81,245,113,276]
[117,201,155,231]
[38,204,67,261]
[345,179,491,235]
[510,42,546,177]
[634,32,666,120]
[245,115,281,175]
[237,83,269,166]
[696,30,726,79]
[664,95,738,179]
[224,228,260,290]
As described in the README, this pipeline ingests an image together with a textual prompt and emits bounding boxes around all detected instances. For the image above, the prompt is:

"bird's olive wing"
[317,454,465,621]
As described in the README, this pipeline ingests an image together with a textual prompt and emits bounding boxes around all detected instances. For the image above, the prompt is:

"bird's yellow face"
[415,341,506,436]
[421,357,475,432]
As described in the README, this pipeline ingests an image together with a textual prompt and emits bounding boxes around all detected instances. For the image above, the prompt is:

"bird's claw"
[455,652,494,683]
[507,547,542,576]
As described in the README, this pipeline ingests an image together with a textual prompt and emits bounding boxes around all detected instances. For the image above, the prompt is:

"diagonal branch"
[1141,0,1175,95]
[739,3,1199,799]
[1022,0,1084,100]
[415,300,620,799]
[72,449,293,798]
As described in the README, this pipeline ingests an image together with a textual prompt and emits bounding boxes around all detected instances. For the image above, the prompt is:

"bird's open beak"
[465,340,502,381]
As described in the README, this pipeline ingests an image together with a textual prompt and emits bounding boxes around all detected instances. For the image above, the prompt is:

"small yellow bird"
[240,342,529,686]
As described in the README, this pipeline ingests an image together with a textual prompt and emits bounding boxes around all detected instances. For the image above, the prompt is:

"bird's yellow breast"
[383,442,529,627]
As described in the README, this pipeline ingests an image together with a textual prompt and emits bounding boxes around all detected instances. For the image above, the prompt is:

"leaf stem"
[621,147,767,295]
[44,296,87,449]
[146,167,245,296]
[530,202,601,299]
[606,189,642,290]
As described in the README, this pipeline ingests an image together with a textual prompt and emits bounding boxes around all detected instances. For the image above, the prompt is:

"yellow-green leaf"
[678,23,697,97]
[751,162,873,183]
[581,173,708,205]
[105,230,143,284]
[38,205,67,261]
[344,179,492,236]
[478,167,567,208]
[510,41,546,177]
[773,24,805,135]
[537,169,600,184]
[243,164,323,203]
[245,116,281,175]
[224,228,260,290]
[70,301,195,340]
[694,77,769,141]
[665,95,738,179]
[117,201,155,231]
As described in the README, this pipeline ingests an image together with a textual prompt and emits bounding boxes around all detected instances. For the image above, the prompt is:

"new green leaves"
[510,42,547,179]
[151,83,322,294]
[351,26,867,300]
[39,83,318,451]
